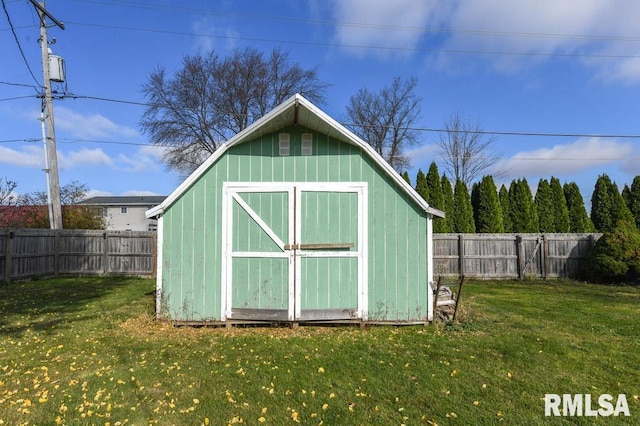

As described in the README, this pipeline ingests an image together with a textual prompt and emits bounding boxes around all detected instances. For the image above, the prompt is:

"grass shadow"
[0,276,145,337]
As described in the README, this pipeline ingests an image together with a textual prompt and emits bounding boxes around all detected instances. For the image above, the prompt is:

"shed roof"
[147,94,444,219]
[82,196,166,206]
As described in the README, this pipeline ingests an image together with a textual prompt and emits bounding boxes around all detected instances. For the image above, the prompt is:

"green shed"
[147,94,444,325]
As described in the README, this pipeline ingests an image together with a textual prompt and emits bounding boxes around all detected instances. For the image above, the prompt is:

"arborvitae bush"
[535,179,554,233]
[440,175,455,233]
[583,220,640,284]
[473,175,504,233]
[426,163,447,233]
[623,176,640,229]
[453,179,475,233]
[499,185,512,232]
[564,182,595,232]
[550,177,570,232]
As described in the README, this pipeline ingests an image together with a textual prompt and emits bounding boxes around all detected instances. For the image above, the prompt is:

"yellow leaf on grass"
[318,367,325,373]
[322,403,329,410]
[258,417,266,423]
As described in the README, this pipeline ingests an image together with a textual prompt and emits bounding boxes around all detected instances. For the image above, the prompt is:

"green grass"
[0,277,639,425]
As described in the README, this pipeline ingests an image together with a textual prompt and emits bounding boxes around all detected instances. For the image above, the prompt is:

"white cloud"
[84,189,113,199]
[118,145,166,172]
[55,106,138,139]
[438,0,640,81]
[191,16,239,52]
[331,0,444,58]
[329,0,640,81]
[0,145,43,167]
[121,190,162,196]
[495,137,635,179]
[58,148,114,169]
[405,143,438,168]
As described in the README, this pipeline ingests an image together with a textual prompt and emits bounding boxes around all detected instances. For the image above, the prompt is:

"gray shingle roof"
[81,196,167,206]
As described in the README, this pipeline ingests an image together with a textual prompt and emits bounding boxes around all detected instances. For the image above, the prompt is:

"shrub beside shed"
[147,94,444,325]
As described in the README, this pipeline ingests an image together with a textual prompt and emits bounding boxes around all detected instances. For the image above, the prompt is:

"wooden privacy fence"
[1,230,601,283]
[0,229,156,283]
[433,233,601,279]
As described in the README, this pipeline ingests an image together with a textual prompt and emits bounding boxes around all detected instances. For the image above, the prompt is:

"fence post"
[458,234,465,278]
[151,233,157,279]
[4,230,13,284]
[516,235,524,279]
[54,230,60,276]
[103,232,109,275]
[542,234,549,279]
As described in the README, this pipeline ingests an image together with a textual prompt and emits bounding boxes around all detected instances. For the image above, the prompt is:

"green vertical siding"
[300,257,358,310]
[232,257,288,310]
[160,125,429,322]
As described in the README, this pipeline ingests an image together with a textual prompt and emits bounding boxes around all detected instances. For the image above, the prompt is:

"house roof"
[146,94,444,219]
[82,196,167,206]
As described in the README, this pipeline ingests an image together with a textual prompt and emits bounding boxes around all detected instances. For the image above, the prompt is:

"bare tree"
[13,181,105,229]
[140,47,329,175]
[346,77,422,171]
[20,180,92,206]
[0,177,18,206]
[437,112,502,188]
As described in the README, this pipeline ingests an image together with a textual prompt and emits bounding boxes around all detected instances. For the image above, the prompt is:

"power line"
[3,88,640,141]
[74,94,640,138]
[0,95,37,102]
[69,94,149,107]
[65,21,640,60]
[1,137,637,163]
[1,0,40,86]
[59,138,151,146]
[73,0,640,44]
[0,80,39,90]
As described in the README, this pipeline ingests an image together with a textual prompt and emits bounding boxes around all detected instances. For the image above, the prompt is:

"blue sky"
[2,0,640,203]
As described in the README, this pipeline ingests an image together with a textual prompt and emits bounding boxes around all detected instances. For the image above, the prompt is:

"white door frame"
[221,182,368,321]
[293,183,368,320]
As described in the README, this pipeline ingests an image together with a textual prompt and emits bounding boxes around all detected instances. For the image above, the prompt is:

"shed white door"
[222,183,367,321]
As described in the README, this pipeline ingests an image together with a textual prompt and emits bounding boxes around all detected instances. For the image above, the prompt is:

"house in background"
[81,196,166,231]
[147,94,444,325]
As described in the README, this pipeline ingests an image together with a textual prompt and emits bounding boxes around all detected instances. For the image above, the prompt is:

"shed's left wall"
[159,172,222,322]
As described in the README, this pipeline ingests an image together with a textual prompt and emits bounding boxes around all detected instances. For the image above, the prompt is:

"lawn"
[0,277,638,425]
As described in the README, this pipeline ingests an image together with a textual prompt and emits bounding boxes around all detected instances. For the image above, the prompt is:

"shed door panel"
[298,257,358,320]
[297,190,360,320]
[231,257,288,319]
[229,191,291,320]
[224,183,367,322]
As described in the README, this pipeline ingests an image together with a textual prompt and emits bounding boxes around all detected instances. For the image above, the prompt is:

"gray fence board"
[0,230,600,283]
[433,233,601,279]
[0,229,156,283]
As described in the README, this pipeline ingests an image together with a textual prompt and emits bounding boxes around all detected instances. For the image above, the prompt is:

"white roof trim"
[146,94,444,219]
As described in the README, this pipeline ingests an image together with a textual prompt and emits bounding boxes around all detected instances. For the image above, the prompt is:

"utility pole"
[30,0,64,229]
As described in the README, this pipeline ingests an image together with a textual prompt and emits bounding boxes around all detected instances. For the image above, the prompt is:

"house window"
[121,207,128,214]
[279,133,290,156]
[302,133,313,155]
[102,207,108,217]
[148,223,158,231]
